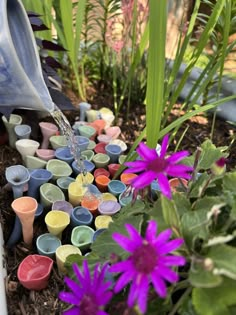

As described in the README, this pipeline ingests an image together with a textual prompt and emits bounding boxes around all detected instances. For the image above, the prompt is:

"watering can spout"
[0,0,55,116]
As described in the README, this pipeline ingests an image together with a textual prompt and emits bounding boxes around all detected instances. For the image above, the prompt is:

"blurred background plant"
[22,0,236,149]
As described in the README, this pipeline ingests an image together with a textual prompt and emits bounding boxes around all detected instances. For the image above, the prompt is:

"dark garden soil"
[0,92,236,314]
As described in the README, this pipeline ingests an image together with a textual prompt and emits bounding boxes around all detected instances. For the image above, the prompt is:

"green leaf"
[193,196,224,212]
[91,215,143,260]
[223,171,236,192]
[198,140,226,170]
[149,199,170,232]
[161,195,181,235]
[208,245,236,280]
[192,277,236,315]
[173,193,192,217]
[181,209,209,249]
[189,263,222,288]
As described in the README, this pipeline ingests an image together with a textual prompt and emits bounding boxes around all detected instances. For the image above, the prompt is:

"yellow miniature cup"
[45,210,70,239]
[68,182,87,207]
[95,215,113,230]
[56,245,82,274]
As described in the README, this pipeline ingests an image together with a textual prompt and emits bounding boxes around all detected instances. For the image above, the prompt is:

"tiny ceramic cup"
[78,102,91,121]
[169,178,188,193]
[88,119,106,135]
[81,194,100,217]
[95,175,110,192]
[92,228,107,242]
[94,142,106,154]
[102,192,117,202]
[56,176,75,198]
[76,172,94,186]
[52,200,74,216]
[108,180,126,197]
[55,147,74,164]
[36,149,55,161]
[17,254,53,290]
[56,245,82,274]
[71,206,93,227]
[40,183,65,209]
[105,144,122,163]
[49,135,67,150]
[105,126,121,139]
[81,149,94,161]
[78,125,96,139]
[95,215,113,230]
[85,109,100,122]
[73,135,89,151]
[14,124,31,139]
[25,156,47,169]
[87,140,96,150]
[71,225,94,251]
[119,154,127,165]
[98,200,121,216]
[15,139,40,163]
[120,173,138,185]
[92,153,110,169]
[36,233,61,258]
[108,164,121,178]
[97,134,112,144]
[46,159,73,181]
[94,168,110,179]
[68,182,87,206]
[119,192,133,207]
[45,210,70,239]
[109,139,127,153]
[39,122,58,149]
[72,159,95,176]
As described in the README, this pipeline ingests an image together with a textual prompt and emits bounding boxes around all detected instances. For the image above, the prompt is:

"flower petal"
[154,229,172,247]
[166,164,193,178]
[63,306,80,315]
[125,223,143,243]
[127,281,139,308]
[63,277,82,297]
[109,260,133,273]
[112,232,140,252]
[131,170,157,189]
[151,272,167,298]
[160,255,186,266]
[145,220,158,242]
[113,270,135,292]
[160,134,169,158]
[136,275,149,314]
[136,142,157,160]
[124,160,148,173]
[158,238,184,255]
[167,151,189,163]
[59,292,79,305]
[157,173,172,199]
[158,265,179,283]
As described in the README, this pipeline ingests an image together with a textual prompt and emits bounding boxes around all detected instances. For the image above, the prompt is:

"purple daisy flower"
[124,134,193,199]
[109,220,186,314]
[59,260,113,315]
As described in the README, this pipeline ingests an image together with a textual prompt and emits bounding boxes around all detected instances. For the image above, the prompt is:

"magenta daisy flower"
[59,260,113,315]
[109,220,186,314]
[124,134,193,199]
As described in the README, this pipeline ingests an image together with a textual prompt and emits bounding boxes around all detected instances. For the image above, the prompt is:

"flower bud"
[211,158,226,176]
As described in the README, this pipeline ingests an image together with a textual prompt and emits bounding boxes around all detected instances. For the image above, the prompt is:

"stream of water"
[50,104,88,186]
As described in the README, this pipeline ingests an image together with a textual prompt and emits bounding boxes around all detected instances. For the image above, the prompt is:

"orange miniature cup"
[81,195,100,216]
[120,173,138,185]
[95,175,110,192]
[169,178,188,192]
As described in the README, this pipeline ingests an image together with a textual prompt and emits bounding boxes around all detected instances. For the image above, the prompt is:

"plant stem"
[168,286,192,315]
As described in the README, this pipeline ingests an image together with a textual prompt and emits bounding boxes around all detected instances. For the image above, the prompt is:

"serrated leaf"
[91,215,143,260]
[161,195,181,234]
[223,171,236,192]
[192,277,236,315]
[197,140,226,170]
[173,193,192,217]
[181,209,209,249]
[193,196,224,212]
[208,245,236,280]
[189,263,222,288]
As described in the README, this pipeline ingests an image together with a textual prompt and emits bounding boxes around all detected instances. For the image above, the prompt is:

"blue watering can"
[0,0,54,115]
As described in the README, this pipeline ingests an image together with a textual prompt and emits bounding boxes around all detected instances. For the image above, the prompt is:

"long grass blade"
[146,0,167,148]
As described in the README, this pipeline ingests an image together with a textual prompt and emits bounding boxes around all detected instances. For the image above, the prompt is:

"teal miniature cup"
[108,180,126,197]
[36,233,61,258]
[71,225,95,251]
